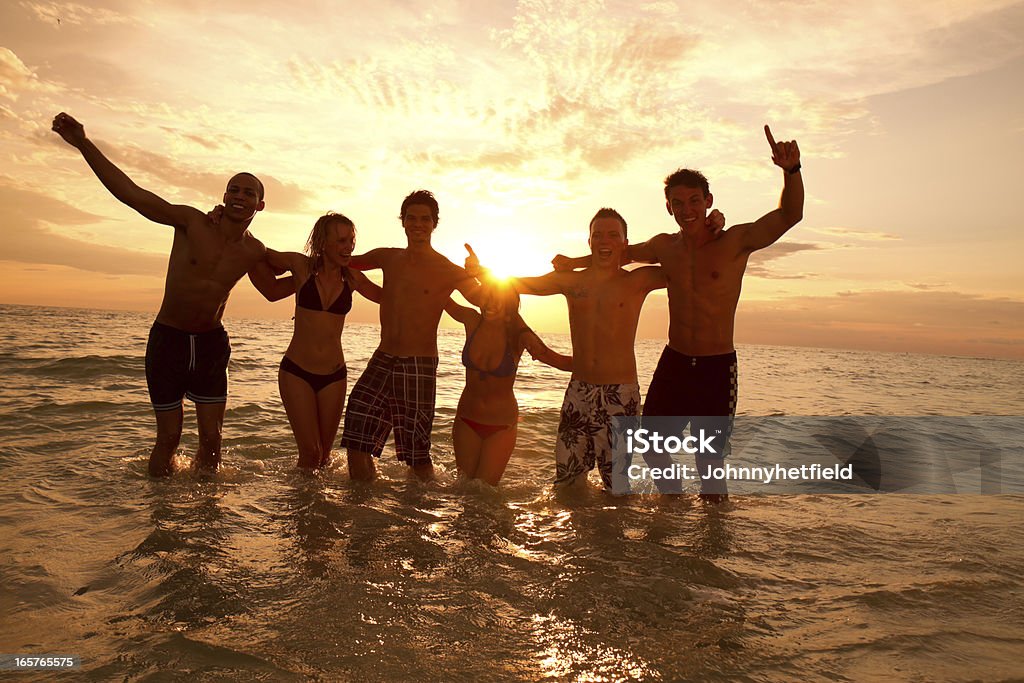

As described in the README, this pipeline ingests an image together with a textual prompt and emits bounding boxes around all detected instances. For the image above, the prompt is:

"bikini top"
[461,322,527,378]
[297,269,352,315]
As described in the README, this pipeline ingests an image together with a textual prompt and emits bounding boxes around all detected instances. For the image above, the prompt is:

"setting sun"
[461,233,556,280]
[0,1,1021,360]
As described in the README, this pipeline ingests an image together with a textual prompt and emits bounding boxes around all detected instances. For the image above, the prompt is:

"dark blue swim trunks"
[145,321,231,411]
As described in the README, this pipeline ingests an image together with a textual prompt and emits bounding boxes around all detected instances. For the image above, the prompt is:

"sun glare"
[464,235,555,279]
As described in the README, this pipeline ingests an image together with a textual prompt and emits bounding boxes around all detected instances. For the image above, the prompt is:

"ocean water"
[0,303,1022,681]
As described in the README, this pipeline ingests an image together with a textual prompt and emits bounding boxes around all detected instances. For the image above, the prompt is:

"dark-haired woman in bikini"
[445,283,571,485]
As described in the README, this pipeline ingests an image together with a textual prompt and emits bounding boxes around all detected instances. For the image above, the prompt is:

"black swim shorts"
[145,321,231,411]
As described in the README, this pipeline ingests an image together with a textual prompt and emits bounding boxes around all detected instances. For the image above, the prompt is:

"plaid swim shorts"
[340,350,439,466]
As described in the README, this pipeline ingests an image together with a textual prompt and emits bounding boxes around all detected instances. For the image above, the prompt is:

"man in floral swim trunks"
[510,209,666,490]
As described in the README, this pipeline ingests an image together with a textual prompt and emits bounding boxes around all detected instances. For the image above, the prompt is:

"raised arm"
[454,244,492,307]
[735,125,804,252]
[51,113,200,228]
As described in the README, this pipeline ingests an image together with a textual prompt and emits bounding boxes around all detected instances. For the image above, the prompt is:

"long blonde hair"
[305,212,355,276]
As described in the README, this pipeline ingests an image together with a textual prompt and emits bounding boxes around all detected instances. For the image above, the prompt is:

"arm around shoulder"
[625,236,662,264]
[348,248,389,271]
[249,259,295,302]
[349,269,383,304]
[512,271,567,296]
[267,248,309,274]
[632,265,668,293]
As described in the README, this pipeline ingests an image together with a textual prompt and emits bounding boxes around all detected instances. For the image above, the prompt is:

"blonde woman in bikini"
[267,213,381,470]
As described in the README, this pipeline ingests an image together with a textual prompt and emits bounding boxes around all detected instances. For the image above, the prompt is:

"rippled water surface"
[1,304,1022,681]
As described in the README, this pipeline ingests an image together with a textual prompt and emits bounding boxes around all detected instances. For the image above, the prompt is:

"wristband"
[787,162,801,175]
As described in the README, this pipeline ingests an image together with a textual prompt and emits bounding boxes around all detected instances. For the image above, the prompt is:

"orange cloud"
[0,46,57,99]
[0,183,166,275]
[95,139,313,213]
[734,289,1024,359]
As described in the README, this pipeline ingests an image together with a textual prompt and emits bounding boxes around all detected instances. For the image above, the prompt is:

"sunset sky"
[1,1,1022,359]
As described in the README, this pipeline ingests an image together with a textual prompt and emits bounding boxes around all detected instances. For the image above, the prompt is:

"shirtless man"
[503,208,667,490]
[341,190,481,482]
[51,112,288,477]
[556,125,803,500]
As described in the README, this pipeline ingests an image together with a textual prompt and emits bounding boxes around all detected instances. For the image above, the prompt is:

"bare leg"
[195,402,226,473]
[411,461,435,482]
[314,380,347,469]
[347,450,377,481]
[699,493,730,504]
[279,368,324,470]
[149,407,183,477]
[475,424,517,487]
[452,416,483,479]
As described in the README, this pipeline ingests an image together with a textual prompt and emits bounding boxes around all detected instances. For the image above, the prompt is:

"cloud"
[20,1,141,26]
[975,337,1024,346]
[736,288,1024,359]
[96,139,312,212]
[810,227,902,241]
[746,241,825,278]
[37,53,140,99]
[448,7,706,176]
[0,46,58,99]
[266,0,1024,192]
[283,2,709,181]
[156,126,255,154]
[0,182,167,276]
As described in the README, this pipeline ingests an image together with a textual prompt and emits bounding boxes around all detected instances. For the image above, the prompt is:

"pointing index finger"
[764,125,779,154]
[464,243,476,256]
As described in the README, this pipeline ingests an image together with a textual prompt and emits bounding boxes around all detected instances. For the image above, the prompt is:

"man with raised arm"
[496,208,667,490]
[51,112,289,477]
[555,125,804,501]
[340,190,482,482]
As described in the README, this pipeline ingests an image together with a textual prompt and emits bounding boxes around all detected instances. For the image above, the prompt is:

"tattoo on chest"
[568,286,589,298]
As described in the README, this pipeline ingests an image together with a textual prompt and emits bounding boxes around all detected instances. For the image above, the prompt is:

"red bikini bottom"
[459,416,510,439]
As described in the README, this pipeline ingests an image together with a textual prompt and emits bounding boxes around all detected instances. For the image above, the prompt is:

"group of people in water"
[51,111,803,501]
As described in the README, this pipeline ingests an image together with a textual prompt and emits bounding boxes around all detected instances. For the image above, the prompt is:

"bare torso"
[377,248,471,356]
[653,232,750,356]
[284,259,348,373]
[456,313,524,424]
[156,214,267,332]
[564,267,658,385]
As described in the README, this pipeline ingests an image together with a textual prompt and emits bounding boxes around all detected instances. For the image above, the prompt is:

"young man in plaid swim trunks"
[341,191,482,481]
